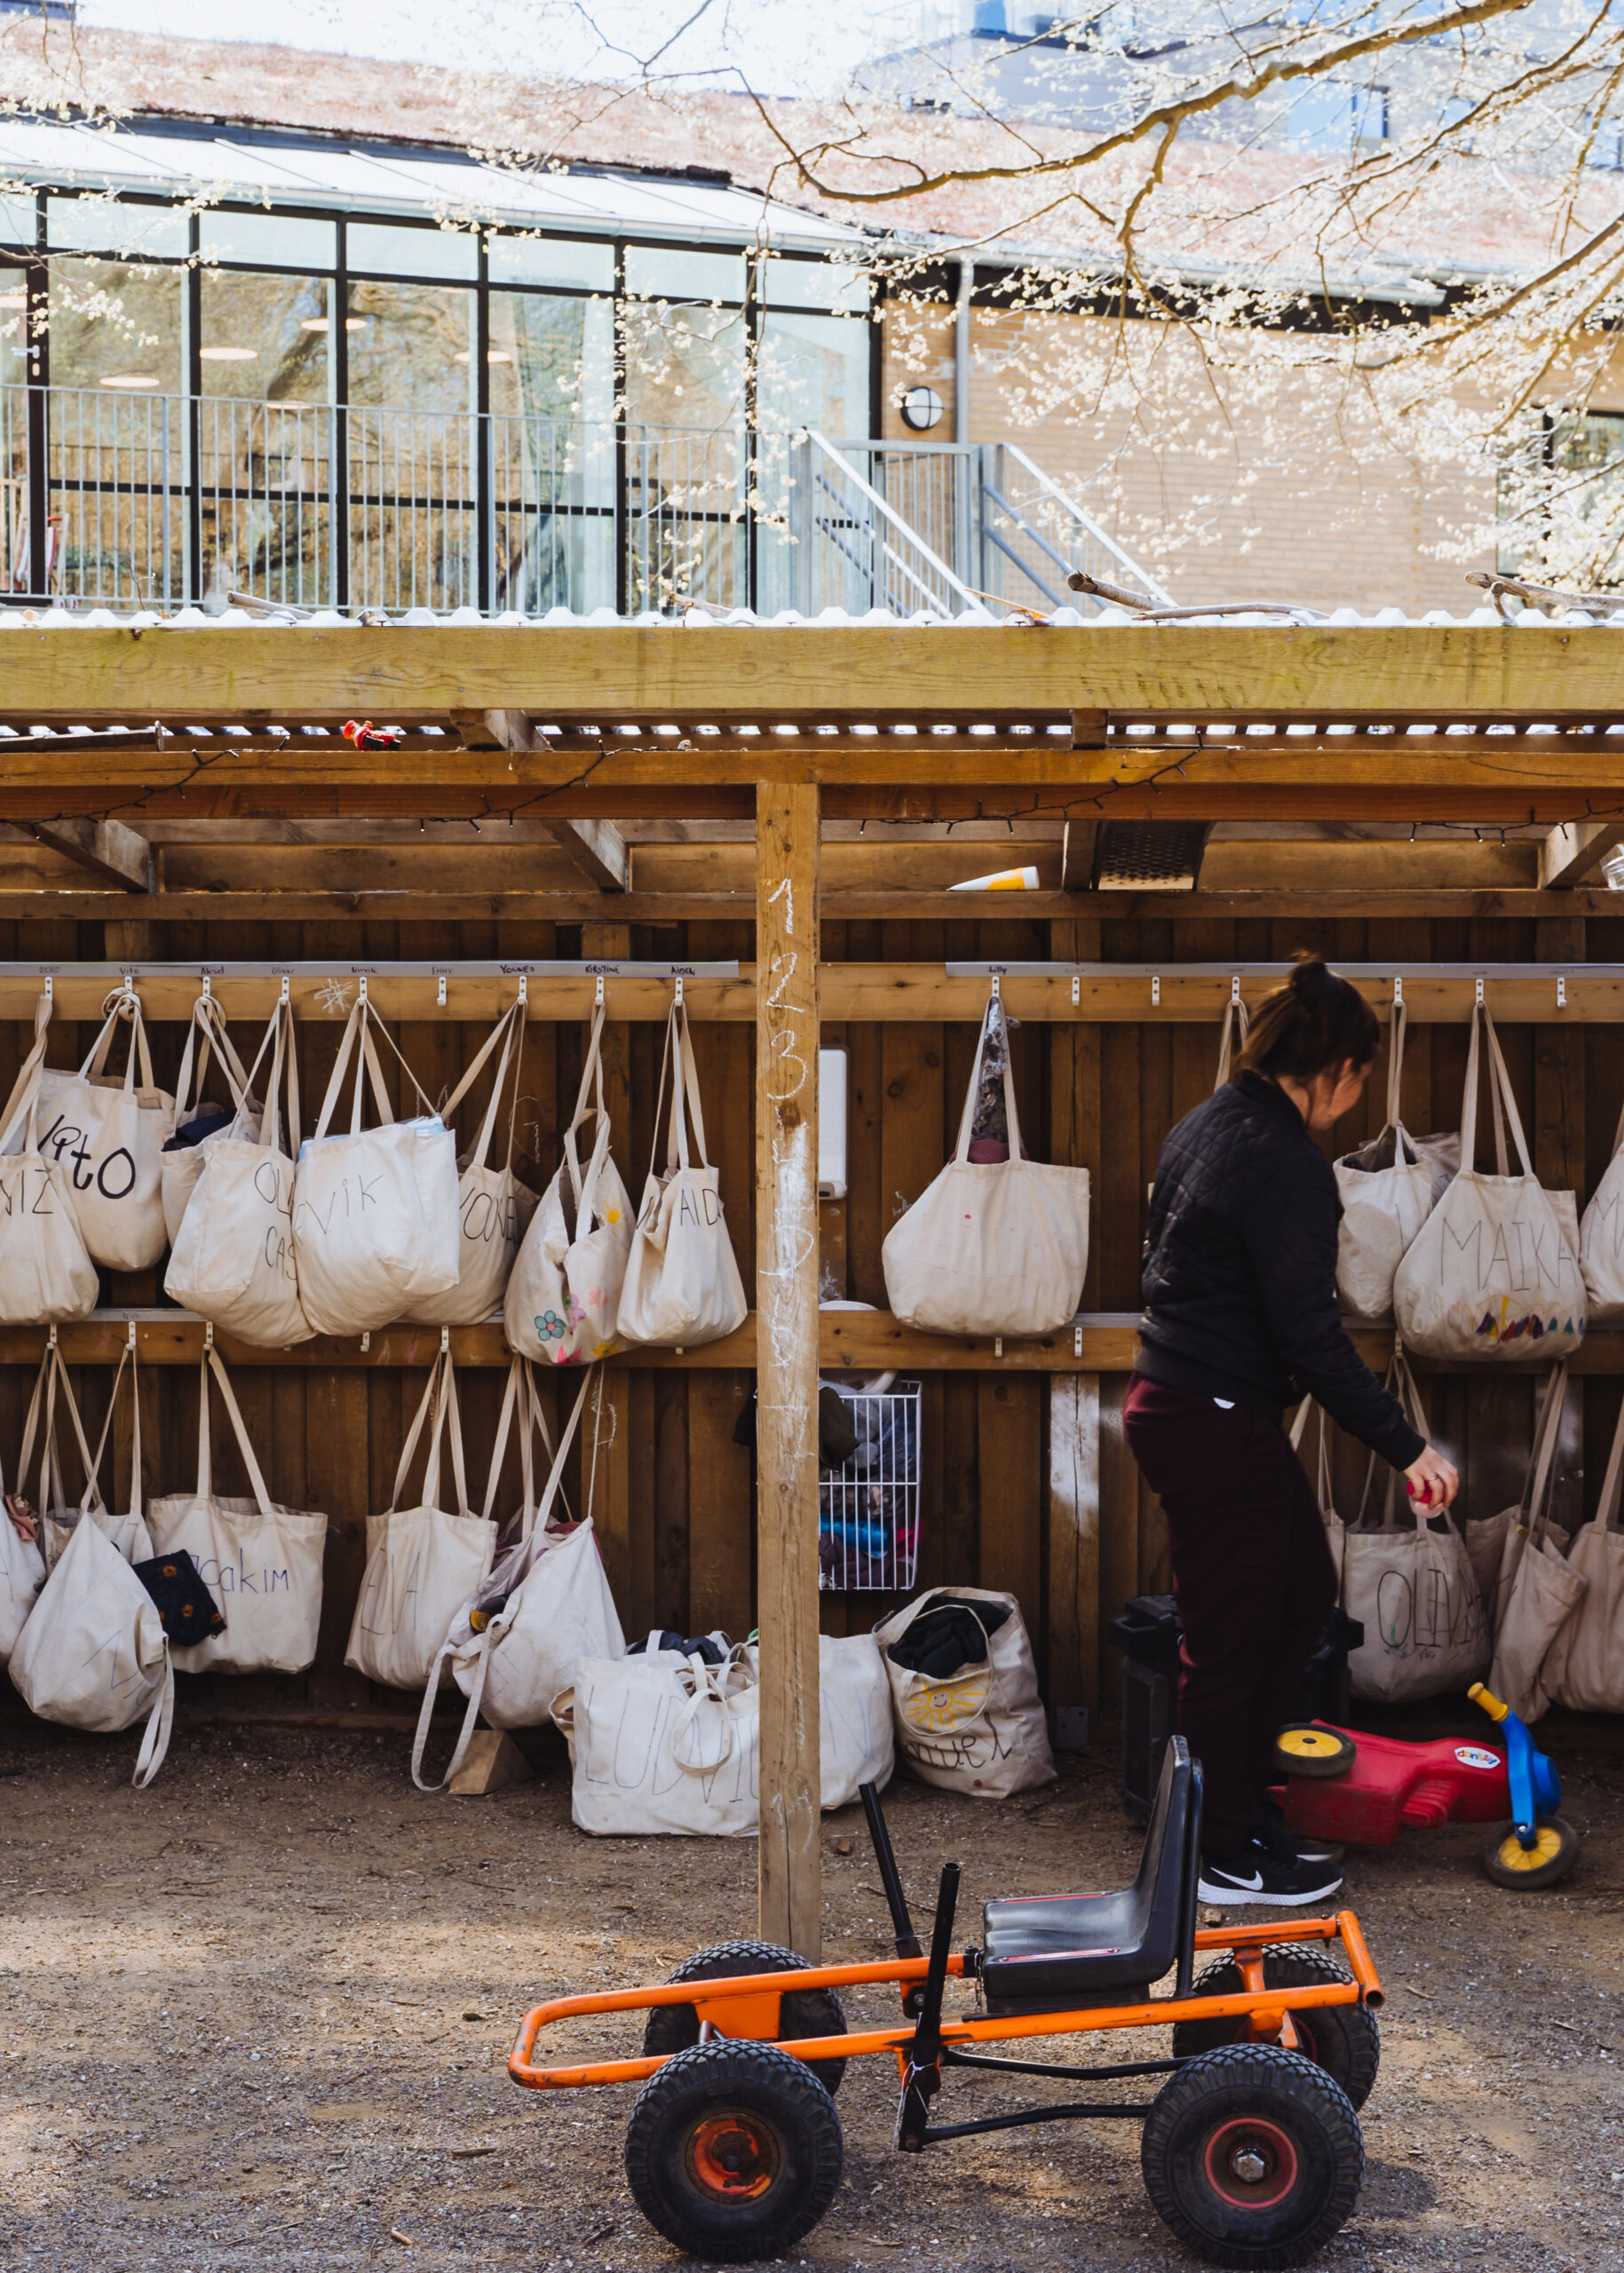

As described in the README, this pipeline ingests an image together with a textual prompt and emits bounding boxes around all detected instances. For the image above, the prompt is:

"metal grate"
[819,1378,921,1593]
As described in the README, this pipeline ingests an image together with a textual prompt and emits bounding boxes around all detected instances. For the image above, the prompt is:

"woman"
[1125,955,1459,1906]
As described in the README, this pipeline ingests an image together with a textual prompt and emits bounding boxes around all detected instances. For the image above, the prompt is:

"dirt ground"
[0,1708,1620,2273]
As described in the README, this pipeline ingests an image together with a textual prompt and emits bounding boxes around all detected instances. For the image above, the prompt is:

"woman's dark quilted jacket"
[1137,1070,1424,1471]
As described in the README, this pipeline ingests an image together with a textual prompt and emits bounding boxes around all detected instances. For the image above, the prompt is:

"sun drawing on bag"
[535,1311,567,1342]
[590,1339,618,1359]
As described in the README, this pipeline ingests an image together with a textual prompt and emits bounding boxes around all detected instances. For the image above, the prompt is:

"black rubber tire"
[1141,2042,1365,2269]
[1482,1813,1580,1891]
[1272,1724,1358,1781]
[1170,1947,1381,2111]
[643,1939,848,2095]
[624,2039,844,2263]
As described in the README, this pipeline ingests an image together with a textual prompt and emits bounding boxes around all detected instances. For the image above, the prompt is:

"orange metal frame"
[509,1909,1382,2094]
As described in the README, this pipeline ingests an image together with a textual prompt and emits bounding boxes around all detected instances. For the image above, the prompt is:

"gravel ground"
[0,1712,1620,2273]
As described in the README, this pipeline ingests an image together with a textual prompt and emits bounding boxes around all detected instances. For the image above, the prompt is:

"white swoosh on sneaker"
[1218,1870,1264,1890]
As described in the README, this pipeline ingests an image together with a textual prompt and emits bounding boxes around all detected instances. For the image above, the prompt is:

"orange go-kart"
[509,1739,1385,2269]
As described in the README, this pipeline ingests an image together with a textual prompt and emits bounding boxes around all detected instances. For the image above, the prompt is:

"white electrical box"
[818,1047,848,1199]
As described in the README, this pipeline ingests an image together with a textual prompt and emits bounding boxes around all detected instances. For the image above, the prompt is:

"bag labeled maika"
[26,989,176,1272]
[0,1002,99,1325]
[406,998,536,1326]
[161,993,261,1247]
[873,1587,1055,1797]
[1551,1380,1624,1714]
[165,997,312,1347]
[292,994,459,1335]
[1580,1094,1624,1323]
[616,1000,748,1350]
[1391,1003,1584,1359]
[1341,1348,1487,1702]
[1334,1002,1439,1324]
[147,1347,327,1674]
[345,1344,496,1691]
[506,1000,634,1365]
[883,994,1089,1340]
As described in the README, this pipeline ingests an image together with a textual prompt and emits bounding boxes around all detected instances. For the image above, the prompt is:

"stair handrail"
[806,432,993,617]
[996,442,1175,607]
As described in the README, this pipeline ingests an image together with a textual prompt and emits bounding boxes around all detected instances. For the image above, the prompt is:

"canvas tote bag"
[1213,993,1248,1090]
[506,1000,634,1365]
[1289,1397,1345,1582]
[0,1002,99,1325]
[873,1586,1056,1796]
[1341,1347,1487,1701]
[883,994,1090,1340]
[1488,1361,1588,1721]
[1392,1003,1584,1359]
[21,1339,154,1573]
[161,994,261,1246]
[1335,1002,1438,1324]
[165,997,313,1347]
[616,1000,748,1349]
[406,998,537,1326]
[1550,1384,1624,1713]
[147,1347,327,1674]
[345,1344,496,1690]
[1462,1360,1572,1633]
[1580,1092,1624,1323]
[293,993,460,1334]
[24,990,177,1271]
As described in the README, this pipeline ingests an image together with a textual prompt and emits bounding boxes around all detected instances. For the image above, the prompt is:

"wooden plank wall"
[0,907,1615,1721]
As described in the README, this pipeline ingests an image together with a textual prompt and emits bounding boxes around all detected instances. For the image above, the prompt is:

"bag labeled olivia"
[873,1587,1055,1797]
[345,1344,495,1691]
[883,994,1089,1340]
[1392,1003,1584,1358]
[413,1365,625,1789]
[1580,1094,1624,1323]
[1335,1002,1439,1324]
[161,994,261,1247]
[1551,1379,1624,1713]
[165,997,312,1347]
[1487,1360,1588,1721]
[1341,1347,1487,1702]
[292,993,459,1335]
[616,999,748,1349]
[147,1346,326,1674]
[0,1002,99,1325]
[406,998,536,1326]
[506,1000,634,1365]
[23,989,176,1272]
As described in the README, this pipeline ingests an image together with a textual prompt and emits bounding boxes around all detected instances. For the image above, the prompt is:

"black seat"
[979,1736,1202,2014]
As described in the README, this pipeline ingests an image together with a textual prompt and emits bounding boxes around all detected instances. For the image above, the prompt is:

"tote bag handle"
[1214,995,1250,1092]
[1595,1377,1624,1535]
[87,1341,144,1525]
[646,1001,713,1184]
[390,1346,471,1519]
[435,999,525,1174]
[174,994,255,1126]
[953,994,1026,1166]
[244,997,301,1161]
[193,1347,278,1522]
[1520,1359,1571,1548]
[0,995,53,1154]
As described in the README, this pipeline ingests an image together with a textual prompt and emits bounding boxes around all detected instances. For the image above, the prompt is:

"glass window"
[0,196,36,251]
[47,197,188,259]
[622,297,747,432]
[0,265,27,380]
[757,313,870,439]
[200,271,331,400]
[488,291,613,422]
[488,234,614,291]
[345,280,475,411]
[347,221,479,281]
[48,257,184,393]
[624,245,746,305]
[200,210,337,271]
[762,258,869,314]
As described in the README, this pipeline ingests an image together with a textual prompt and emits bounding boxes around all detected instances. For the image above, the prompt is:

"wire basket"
[819,1378,921,1592]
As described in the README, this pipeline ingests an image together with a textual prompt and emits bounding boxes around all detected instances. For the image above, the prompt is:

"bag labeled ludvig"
[616,1000,748,1349]
[1391,1003,1584,1359]
[0,1002,99,1326]
[405,997,536,1326]
[883,994,1089,1339]
[873,1587,1055,1797]
[14,990,177,1273]
[1334,1002,1440,1324]
[506,1000,634,1365]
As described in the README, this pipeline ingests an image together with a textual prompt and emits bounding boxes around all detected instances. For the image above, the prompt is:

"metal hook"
[436,974,447,1008]
[1393,975,1403,1008]
[1070,974,1080,1008]
[202,973,211,1001]
[43,974,51,1003]
[517,974,528,1007]
[203,1320,214,1351]
[1476,977,1485,1008]
[440,1327,449,1354]
[358,974,368,1006]
[675,973,685,1008]
[595,974,605,1009]
[360,1330,370,1354]
[127,1320,137,1351]
[1557,975,1567,1010]
[1152,975,1161,1007]
[1231,974,1240,1005]
[47,1322,56,1350]
[1073,1323,1083,1358]
[991,973,1001,1002]
[280,974,290,1005]
[994,1335,1004,1359]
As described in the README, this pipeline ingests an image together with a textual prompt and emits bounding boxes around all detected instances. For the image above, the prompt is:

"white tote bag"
[293,994,460,1335]
[563,1646,761,1836]
[161,994,261,1247]
[1486,1359,1588,1721]
[506,1001,635,1366]
[0,1004,99,1325]
[345,1345,496,1690]
[165,998,313,1347]
[24,991,176,1272]
[1341,1348,1487,1702]
[616,1000,748,1350]
[1463,1361,1571,1635]
[147,1348,328,1674]
[1392,1004,1584,1359]
[742,1632,895,1809]
[406,999,537,1326]
[873,1587,1056,1797]
[1551,1387,1624,1713]
[1580,1094,1624,1323]
[883,994,1089,1340]
[1335,1003,1438,1324]
[21,1339,154,1573]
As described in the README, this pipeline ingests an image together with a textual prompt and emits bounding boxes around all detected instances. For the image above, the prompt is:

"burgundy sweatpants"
[1122,1375,1339,1860]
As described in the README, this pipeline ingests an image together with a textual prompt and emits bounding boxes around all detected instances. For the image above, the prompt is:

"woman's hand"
[1405,1446,1460,1511]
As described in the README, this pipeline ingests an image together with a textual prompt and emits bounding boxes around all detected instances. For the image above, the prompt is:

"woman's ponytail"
[1233,954,1380,1084]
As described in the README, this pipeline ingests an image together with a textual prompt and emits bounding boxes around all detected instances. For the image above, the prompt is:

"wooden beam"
[19,816,154,891]
[1061,819,1098,891]
[543,816,630,892]
[1540,820,1624,888]
[755,780,821,1959]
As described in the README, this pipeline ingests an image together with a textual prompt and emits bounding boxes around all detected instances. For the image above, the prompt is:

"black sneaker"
[1198,1837,1344,1907]
[1261,1800,1345,1870]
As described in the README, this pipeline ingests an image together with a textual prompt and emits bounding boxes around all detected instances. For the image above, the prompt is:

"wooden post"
[756,780,821,1959]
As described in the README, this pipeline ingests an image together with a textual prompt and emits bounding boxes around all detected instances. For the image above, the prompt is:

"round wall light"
[899,384,945,432]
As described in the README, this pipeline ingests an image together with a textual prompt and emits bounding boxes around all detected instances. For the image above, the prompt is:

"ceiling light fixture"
[200,345,257,361]
[299,317,367,334]
[453,350,514,363]
[101,374,161,388]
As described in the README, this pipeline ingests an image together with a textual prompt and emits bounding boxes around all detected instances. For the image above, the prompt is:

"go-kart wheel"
[1273,1724,1357,1781]
[625,2039,844,2263]
[1171,1947,1380,2111]
[644,1939,848,2095]
[1142,2043,1364,2269]
[1482,1814,1579,1891]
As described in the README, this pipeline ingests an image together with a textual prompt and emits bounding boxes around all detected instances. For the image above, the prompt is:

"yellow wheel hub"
[1495,1826,1565,1873]
[1279,1730,1345,1761]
